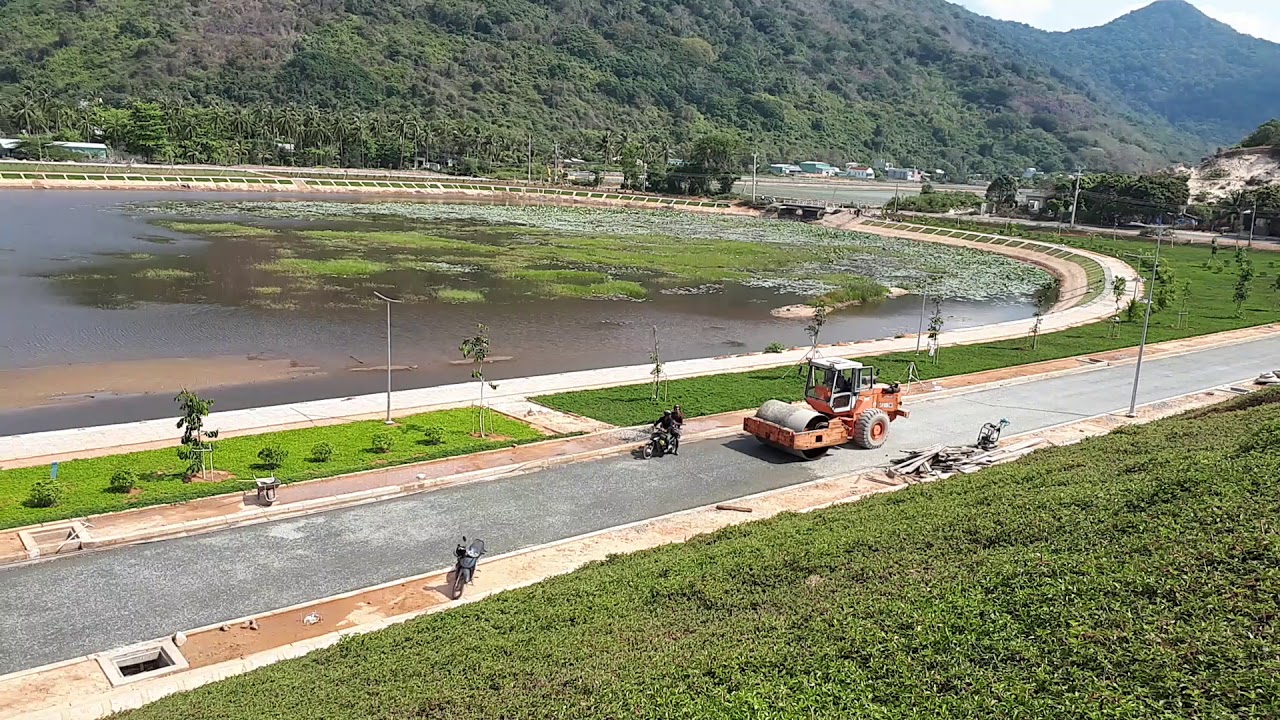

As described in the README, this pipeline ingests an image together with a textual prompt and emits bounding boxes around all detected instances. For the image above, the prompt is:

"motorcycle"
[641,428,673,459]
[451,536,486,599]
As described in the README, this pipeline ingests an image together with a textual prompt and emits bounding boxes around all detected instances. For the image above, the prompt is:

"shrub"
[310,442,335,463]
[421,427,445,446]
[108,469,136,494]
[27,479,63,508]
[764,342,787,354]
[257,445,289,469]
[371,431,395,454]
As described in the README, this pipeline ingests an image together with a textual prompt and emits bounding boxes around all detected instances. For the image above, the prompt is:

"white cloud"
[1198,3,1280,42]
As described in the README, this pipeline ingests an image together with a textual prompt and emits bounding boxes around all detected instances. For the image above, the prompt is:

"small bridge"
[760,197,843,220]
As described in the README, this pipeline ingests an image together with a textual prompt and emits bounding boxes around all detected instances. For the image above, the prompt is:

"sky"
[953,0,1280,43]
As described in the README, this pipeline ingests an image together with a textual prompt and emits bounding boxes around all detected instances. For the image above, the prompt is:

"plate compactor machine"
[744,358,908,460]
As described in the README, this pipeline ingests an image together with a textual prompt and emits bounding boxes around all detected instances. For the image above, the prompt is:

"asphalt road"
[2,335,1277,675]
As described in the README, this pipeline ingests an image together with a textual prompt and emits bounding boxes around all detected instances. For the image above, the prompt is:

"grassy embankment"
[117,390,1280,719]
[537,231,1280,426]
[0,408,543,530]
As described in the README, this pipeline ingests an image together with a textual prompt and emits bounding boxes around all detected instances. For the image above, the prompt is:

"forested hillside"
[0,0,1269,174]
[999,0,1280,148]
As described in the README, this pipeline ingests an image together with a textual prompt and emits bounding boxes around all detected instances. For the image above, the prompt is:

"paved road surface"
[1,336,1276,674]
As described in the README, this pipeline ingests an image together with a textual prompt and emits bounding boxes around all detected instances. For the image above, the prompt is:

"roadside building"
[1022,190,1052,214]
[0,138,111,160]
[768,163,802,176]
[798,161,837,176]
[842,163,875,180]
[885,166,922,182]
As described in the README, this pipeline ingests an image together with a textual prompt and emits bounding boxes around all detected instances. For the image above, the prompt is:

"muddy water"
[0,191,1038,434]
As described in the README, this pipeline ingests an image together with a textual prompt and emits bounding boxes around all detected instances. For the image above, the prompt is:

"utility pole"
[915,289,928,354]
[1247,201,1257,248]
[1127,227,1163,418]
[1069,170,1083,227]
[527,135,533,185]
[373,291,403,425]
[751,152,758,203]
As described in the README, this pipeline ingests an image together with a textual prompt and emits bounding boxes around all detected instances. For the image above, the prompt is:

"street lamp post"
[373,291,403,424]
[1243,204,1256,247]
[1127,230,1163,418]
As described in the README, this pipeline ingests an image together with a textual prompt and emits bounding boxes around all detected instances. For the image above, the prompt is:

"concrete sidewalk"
[0,240,1135,465]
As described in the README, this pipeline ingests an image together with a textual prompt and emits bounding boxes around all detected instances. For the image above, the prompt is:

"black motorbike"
[642,428,673,459]
[451,536,486,599]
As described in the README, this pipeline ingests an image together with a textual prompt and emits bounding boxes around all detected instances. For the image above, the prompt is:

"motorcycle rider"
[670,404,685,454]
[652,410,680,456]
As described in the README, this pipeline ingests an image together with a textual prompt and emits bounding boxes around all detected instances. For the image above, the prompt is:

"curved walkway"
[0,222,1138,465]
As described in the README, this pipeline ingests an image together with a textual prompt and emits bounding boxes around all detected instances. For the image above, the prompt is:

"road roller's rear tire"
[852,409,890,449]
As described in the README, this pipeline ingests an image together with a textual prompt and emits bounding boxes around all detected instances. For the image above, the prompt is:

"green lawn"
[538,230,1280,426]
[117,390,1280,720]
[0,408,543,530]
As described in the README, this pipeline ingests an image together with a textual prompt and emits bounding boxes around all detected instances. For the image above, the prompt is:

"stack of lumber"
[889,438,1046,482]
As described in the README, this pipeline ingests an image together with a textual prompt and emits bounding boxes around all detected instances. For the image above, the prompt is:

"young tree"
[649,325,666,403]
[1111,276,1128,314]
[1234,258,1254,317]
[460,324,496,437]
[927,298,945,363]
[804,305,829,355]
[175,389,219,479]
[1028,311,1043,350]
[1176,279,1192,329]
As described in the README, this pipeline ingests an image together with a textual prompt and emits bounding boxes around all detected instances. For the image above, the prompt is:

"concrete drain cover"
[17,521,89,559]
[95,639,189,687]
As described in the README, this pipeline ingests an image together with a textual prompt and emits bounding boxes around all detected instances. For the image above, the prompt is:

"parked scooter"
[452,536,486,599]
[641,428,673,459]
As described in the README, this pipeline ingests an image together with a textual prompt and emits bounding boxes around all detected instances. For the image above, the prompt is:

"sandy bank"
[771,287,911,319]
[0,356,323,412]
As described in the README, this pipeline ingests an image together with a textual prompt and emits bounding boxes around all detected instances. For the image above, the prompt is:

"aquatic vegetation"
[251,286,283,295]
[138,201,1055,303]
[255,258,394,277]
[246,298,300,311]
[134,268,197,280]
[537,280,647,300]
[660,284,724,295]
[809,275,890,307]
[437,287,486,303]
[298,230,502,255]
[509,269,610,284]
[156,221,274,237]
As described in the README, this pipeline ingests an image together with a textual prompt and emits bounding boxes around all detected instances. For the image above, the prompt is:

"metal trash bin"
[255,476,281,506]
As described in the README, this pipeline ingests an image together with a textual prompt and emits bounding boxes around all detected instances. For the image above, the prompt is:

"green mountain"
[0,0,1272,174]
[997,0,1280,149]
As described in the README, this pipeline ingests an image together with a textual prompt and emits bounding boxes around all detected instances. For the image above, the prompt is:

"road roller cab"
[743,358,908,459]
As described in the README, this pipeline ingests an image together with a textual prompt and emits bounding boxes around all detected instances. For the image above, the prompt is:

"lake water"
[0,191,1043,433]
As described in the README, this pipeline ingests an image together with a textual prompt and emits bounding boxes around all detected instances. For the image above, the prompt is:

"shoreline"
[771,287,911,319]
[0,356,324,412]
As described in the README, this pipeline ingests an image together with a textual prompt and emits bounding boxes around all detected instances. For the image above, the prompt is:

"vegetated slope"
[0,0,1197,174]
[117,390,1280,719]
[999,0,1280,148]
